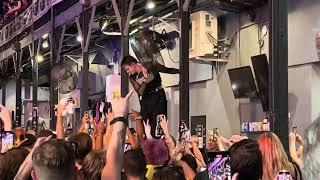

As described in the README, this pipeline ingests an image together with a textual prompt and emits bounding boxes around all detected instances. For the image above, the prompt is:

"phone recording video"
[155,114,165,137]
[292,126,297,134]
[207,151,232,180]
[124,143,132,152]
[1,131,14,153]
[277,170,291,180]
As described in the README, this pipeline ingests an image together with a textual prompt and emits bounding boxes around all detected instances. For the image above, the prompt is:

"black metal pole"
[179,0,190,127]
[269,0,289,152]
[31,11,38,132]
[120,0,129,97]
[80,8,90,118]
[49,6,58,129]
[32,44,38,132]
[15,48,22,127]
[2,81,6,105]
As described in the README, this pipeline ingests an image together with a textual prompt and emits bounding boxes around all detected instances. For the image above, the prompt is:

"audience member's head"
[302,116,320,179]
[207,137,219,151]
[38,129,57,139]
[32,139,75,180]
[258,132,293,180]
[153,166,186,180]
[0,147,30,180]
[180,154,197,173]
[19,133,37,151]
[68,132,92,165]
[79,150,106,180]
[142,139,169,165]
[123,148,147,179]
[229,139,262,180]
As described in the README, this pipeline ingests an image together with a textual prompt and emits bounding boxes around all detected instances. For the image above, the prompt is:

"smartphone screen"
[124,143,132,152]
[292,126,297,134]
[1,131,14,153]
[155,115,165,137]
[277,170,291,180]
[207,151,232,180]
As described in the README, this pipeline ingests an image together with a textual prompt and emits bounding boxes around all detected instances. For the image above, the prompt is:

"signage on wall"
[0,0,63,46]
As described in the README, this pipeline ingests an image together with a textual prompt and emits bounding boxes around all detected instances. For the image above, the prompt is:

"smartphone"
[155,114,165,137]
[207,151,232,180]
[1,131,14,153]
[84,111,90,119]
[124,143,132,152]
[277,170,291,180]
[213,128,220,136]
[292,126,297,134]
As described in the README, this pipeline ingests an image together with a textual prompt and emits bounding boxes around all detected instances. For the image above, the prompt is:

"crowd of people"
[0,56,319,180]
[0,90,319,180]
[0,0,30,27]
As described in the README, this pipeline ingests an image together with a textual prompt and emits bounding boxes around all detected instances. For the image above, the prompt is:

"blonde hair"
[258,132,294,180]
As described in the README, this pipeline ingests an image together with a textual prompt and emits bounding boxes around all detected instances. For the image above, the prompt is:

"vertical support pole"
[269,0,289,152]
[179,0,190,127]
[32,43,38,132]
[2,82,6,105]
[15,44,22,127]
[31,8,38,131]
[80,7,90,118]
[50,6,58,129]
[120,0,129,97]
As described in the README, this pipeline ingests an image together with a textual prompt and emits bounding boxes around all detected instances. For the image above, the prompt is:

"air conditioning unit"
[189,11,218,59]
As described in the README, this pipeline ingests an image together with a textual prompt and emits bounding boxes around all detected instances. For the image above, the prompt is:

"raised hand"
[57,98,68,115]
[143,119,152,139]
[141,67,148,79]
[159,115,169,135]
[111,90,134,118]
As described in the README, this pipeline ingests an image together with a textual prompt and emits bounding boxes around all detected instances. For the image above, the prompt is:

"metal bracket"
[75,17,83,48]
[84,6,96,52]
[111,0,122,31]
[123,0,135,36]
[57,25,66,63]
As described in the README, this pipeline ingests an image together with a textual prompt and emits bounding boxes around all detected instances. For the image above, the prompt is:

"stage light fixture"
[36,55,44,63]
[146,0,155,9]
[42,40,49,48]
[77,35,83,42]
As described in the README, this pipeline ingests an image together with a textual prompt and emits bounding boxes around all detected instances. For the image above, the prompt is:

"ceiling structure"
[0,0,268,86]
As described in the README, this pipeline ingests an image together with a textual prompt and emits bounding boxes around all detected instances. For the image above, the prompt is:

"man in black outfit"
[121,55,179,137]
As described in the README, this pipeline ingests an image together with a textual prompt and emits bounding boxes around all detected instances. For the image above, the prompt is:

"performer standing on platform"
[121,55,179,137]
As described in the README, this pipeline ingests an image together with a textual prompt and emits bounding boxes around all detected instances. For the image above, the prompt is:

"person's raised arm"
[160,115,176,159]
[95,121,106,150]
[0,104,12,131]
[14,136,52,180]
[289,132,303,167]
[130,110,144,144]
[155,62,179,74]
[101,90,134,180]
[56,99,68,139]
[103,109,114,150]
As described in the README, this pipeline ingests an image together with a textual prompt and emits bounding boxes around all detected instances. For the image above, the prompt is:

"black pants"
[140,89,167,137]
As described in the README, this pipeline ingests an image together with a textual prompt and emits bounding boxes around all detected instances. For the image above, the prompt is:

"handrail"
[0,0,63,46]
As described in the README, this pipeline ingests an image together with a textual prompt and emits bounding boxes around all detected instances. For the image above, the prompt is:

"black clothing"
[129,61,179,137]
